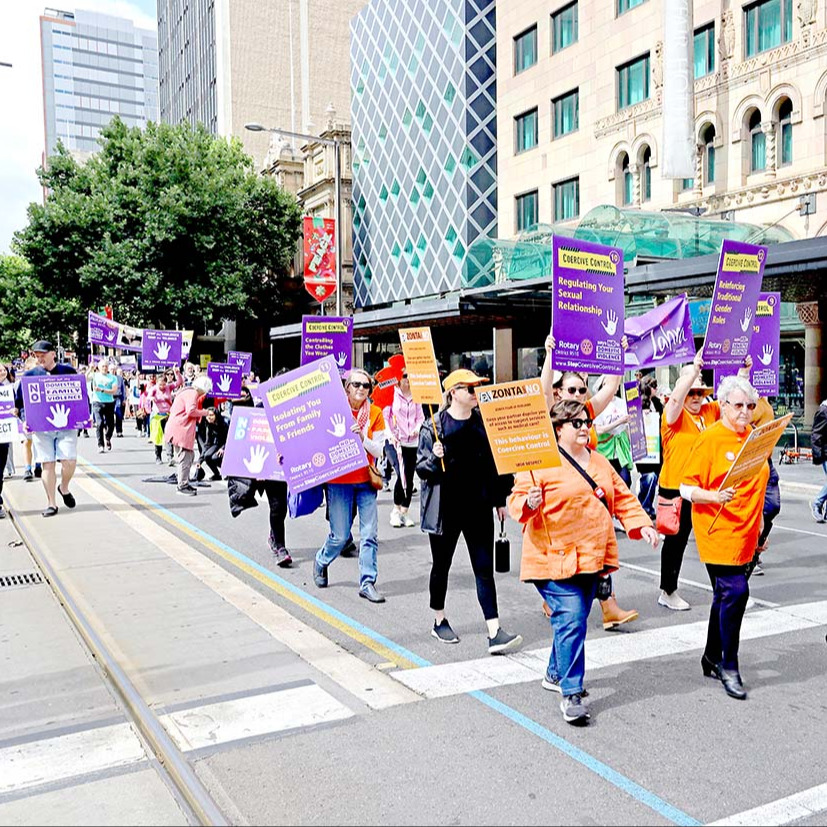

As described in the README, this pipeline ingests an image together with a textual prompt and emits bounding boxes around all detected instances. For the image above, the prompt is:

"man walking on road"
[15,341,79,518]
[811,398,827,522]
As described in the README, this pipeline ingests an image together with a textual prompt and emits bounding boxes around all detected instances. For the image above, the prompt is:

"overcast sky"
[0,0,157,256]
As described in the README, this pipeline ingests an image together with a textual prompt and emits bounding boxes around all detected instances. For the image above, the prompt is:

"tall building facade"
[497,0,827,239]
[157,0,365,169]
[350,0,497,308]
[40,8,158,158]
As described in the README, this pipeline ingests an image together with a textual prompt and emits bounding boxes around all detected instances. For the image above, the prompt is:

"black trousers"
[93,402,115,447]
[705,563,750,671]
[264,480,288,549]
[659,487,694,594]
[393,445,418,508]
[428,506,498,621]
[0,442,8,505]
[201,445,223,477]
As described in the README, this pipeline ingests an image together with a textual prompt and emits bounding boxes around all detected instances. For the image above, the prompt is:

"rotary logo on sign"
[722,339,731,354]
[312,452,326,468]
[580,339,594,356]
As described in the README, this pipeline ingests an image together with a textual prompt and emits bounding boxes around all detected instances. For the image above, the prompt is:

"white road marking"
[772,523,827,539]
[161,685,354,751]
[708,781,827,825]
[0,723,146,794]
[391,601,827,699]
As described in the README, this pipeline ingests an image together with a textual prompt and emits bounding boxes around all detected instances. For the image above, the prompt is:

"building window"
[745,0,792,57]
[681,177,694,191]
[515,108,539,154]
[621,154,634,205]
[516,190,539,232]
[749,110,766,172]
[552,89,579,138]
[552,2,578,53]
[701,123,716,184]
[778,98,793,166]
[554,177,580,221]
[694,23,715,78]
[617,54,650,110]
[514,26,538,74]
[618,0,646,14]
[641,147,652,202]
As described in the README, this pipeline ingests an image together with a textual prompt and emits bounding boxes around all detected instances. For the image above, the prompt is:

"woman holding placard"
[508,399,658,725]
[680,375,768,701]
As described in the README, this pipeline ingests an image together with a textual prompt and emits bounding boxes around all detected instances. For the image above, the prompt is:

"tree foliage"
[13,118,302,341]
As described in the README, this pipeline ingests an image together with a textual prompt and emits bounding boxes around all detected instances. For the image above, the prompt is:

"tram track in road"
[6,505,230,827]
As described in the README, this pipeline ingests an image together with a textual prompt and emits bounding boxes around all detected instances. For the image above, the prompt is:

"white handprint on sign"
[242,444,270,475]
[217,373,232,393]
[154,341,171,361]
[105,330,116,342]
[327,413,346,437]
[335,352,348,367]
[47,404,70,429]
[740,307,753,333]
[601,309,618,336]
[758,344,774,366]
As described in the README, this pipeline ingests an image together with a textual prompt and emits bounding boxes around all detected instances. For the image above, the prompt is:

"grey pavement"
[1,429,826,826]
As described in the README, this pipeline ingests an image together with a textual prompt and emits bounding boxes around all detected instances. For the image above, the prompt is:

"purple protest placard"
[88,312,121,348]
[220,407,285,481]
[207,363,243,397]
[142,330,183,369]
[258,357,367,493]
[714,292,781,395]
[20,375,91,431]
[551,236,625,375]
[624,294,696,370]
[0,386,18,444]
[623,381,648,462]
[301,316,353,374]
[227,351,253,374]
[702,240,767,368]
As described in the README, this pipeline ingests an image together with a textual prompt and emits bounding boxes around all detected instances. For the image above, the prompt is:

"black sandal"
[58,487,76,509]
[42,506,59,518]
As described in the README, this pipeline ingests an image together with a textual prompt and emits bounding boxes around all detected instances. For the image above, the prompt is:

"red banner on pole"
[303,216,337,302]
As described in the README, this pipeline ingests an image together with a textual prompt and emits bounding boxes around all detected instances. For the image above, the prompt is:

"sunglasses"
[349,381,371,390]
[565,417,594,430]
[725,401,757,411]
[686,390,706,398]
[565,386,588,396]
[455,385,476,395]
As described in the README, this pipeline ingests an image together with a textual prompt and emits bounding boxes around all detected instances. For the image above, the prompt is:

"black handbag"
[495,517,510,573]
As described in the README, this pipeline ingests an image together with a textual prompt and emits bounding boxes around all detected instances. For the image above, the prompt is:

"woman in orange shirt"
[509,400,659,725]
[681,376,769,701]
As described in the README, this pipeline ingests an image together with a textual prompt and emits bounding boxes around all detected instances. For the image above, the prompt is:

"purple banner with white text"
[301,316,353,374]
[258,358,367,493]
[623,381,648,462]
[142,330,183,370]
[0,386,18,443]
[220,407,285,481]
[701,240,767,368]
[207,363,243,397]
[21,375,91,431]
[551,236,625,375]
[624,294,696,370]
[227,351,253,374]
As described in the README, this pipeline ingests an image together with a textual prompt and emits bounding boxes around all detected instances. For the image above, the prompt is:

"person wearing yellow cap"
[416,369,523,654]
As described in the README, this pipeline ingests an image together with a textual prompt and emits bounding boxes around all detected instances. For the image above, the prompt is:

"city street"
[1,432,826,825]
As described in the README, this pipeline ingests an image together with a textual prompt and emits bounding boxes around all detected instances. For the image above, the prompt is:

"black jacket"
[197,415,228,453]
[813,402,827,466]
[415,408,513,535]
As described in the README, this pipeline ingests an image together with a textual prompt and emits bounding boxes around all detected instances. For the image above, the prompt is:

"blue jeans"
[815,462,827,510]
[534,574,598,696]
[316,483,378,586]
[638,471,658,519]
[705,564,749,671]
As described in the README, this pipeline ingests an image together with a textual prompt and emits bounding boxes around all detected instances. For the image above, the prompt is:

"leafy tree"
[13,118,303,344]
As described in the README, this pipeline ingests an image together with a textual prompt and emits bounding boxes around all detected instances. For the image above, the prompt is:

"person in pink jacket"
[164,375,212,496]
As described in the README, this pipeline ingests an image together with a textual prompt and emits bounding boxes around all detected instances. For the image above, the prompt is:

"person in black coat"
[196,407,228,480]
[811,399,827,522]
[416,369,522,654]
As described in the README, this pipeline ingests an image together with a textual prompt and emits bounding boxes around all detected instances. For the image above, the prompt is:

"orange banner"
[398,327,443,405]
[719,413,793,490]
[476,380,562,475]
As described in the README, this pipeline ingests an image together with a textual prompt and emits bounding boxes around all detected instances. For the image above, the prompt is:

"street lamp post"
[245,122,343,316]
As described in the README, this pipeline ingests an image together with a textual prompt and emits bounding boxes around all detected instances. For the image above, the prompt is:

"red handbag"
[656,495,682,535]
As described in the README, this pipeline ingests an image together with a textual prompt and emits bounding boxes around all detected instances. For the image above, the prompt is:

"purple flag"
[551,237,625,375]
[301,316,353,374]
[142,330,183,369]
[702,240,767,368]
[88,312,120,347]
[624,294,696,370]
[220,407,285,481]
[20,375,91,431]
[207,363,243,397]
[227,351,253,374]
[623,381,648,462]
[714,292,781,395]
[258,358,367,493]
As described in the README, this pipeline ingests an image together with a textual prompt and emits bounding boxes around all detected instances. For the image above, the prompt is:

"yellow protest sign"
[476,380,562,475]
[199,354,212,368]
[719,413,793,490]
[398,327,443,405]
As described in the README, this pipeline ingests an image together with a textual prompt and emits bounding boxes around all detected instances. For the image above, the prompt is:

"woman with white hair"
[681,375,768,701]
[164,374,213,496]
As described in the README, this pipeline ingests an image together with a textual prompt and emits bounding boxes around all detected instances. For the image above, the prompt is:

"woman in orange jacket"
[508,400,659,725]
[681,375,769,701]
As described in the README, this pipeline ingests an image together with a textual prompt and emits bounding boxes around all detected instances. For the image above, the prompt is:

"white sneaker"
[389,508,403,528]
[401,513,416,527]
[658,590,691,611]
